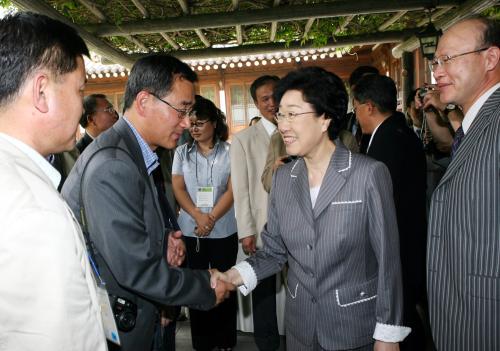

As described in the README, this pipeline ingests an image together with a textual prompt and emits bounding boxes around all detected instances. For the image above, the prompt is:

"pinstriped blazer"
[246,142,406,349]
[427,87,500,351]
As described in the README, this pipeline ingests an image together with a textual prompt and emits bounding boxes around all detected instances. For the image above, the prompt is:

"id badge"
[96,284,121,345]
[196,186,214,207]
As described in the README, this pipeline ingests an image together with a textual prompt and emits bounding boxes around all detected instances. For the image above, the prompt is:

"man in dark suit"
[352,74,427,351]
[76,93,118,153]
[62,54,233,351]
[426,16,500,350]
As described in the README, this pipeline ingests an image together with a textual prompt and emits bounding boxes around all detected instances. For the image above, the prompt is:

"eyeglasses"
[274,111,316,123]
[151,92,192,119]
[429,47,489,71]
[94,106,116,114]
[189,120,210,129]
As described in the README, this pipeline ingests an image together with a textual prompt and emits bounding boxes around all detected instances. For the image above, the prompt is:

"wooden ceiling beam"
[136,30,417,61]
[124,35,149,51]
[77,0,106,22]
[417,6,454,26]
[195,29,211,47]
[131,0,149,18]
[303,18,315,39]
[85,0,459,36]
[270,0,281,43]
[236,25,243,45]
[378,11,407,31]
[335,14,354,34]
[11,0,135,68]
[160,32,180,50]
[176,0,190,15]
[392,0,497,58]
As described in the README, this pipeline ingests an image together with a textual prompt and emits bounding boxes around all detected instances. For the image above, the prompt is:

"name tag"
[196,186,214,207]
[96,284,121,345]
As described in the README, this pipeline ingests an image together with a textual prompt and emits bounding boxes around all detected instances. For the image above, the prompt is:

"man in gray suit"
[62,54,233,351]
[427,16,500,350]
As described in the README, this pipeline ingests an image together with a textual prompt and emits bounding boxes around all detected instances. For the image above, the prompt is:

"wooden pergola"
[10,0,499,69]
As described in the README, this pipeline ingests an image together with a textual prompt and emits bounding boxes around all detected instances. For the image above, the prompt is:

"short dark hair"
[348,66,379,87]
[123,54,197,112]
[190,95,229,143]
[250,75,280,102]
[273,66,348,141]
[352,74,397,114]
[0,12,89,108]
[464,16,500,49]
[80,94,107,128]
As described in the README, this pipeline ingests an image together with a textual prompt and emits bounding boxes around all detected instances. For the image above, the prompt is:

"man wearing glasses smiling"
[426,16,500,351]
[62,54,234,350]
[77,94,119,154]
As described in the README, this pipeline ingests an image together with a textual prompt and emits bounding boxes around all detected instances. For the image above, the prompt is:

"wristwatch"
[444,104,457,114]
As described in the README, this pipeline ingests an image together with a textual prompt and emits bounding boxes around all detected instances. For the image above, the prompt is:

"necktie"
[451,126,464,158]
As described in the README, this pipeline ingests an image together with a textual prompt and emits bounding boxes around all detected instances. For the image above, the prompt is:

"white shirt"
[0,132,61,188]
[462,83,500,134]
[367,121,383,153]
[259,116,277,137]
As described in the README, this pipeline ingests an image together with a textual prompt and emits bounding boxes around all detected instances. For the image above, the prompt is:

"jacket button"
[309,272,314,278]
[307,244,312,250]
[360,291,366,297]
[311,297,316,303]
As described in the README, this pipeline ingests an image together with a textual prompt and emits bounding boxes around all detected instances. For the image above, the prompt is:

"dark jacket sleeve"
[82,156,215,310]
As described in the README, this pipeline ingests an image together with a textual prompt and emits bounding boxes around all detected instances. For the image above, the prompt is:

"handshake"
[208,268,244,305]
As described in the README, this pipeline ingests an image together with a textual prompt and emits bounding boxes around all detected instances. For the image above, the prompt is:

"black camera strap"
[78,145,138,282]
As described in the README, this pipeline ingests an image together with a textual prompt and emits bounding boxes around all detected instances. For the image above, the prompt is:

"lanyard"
[195,143,220,185]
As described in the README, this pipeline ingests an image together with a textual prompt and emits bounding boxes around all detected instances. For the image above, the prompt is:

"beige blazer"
[0,138,107,351]
[230,121,271,248]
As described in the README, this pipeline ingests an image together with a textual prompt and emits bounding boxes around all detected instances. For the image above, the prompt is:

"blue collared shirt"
[172,140,237,238]
[122,117,159,175]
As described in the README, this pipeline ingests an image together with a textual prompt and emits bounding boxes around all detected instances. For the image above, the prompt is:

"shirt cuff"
[233,261,257,296]
[373,322,411,343]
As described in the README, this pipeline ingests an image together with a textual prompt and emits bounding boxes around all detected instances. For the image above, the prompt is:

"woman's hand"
[374,341,399,351]
[194,211,215,237]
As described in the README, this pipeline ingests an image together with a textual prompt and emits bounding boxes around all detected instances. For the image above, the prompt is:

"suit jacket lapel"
[290,158,315,228]
[313,143,349,219]
[112,118,165,229]
[255,120,271,145]
[438,88,500,187]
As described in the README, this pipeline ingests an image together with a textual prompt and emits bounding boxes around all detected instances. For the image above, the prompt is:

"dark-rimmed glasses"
[189,119,210,129]
[274,111,316,123]
[429,47,489,71]
[151,92,192,119]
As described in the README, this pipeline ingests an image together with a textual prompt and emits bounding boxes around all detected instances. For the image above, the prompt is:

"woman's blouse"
[172,140,237,238]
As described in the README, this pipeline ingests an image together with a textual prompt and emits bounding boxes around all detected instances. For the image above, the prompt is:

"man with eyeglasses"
[62,54,234,351]
[426,16,500,351]
[77,93,119,153]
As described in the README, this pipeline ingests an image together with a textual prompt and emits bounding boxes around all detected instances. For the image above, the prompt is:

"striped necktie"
[451,126,464,158]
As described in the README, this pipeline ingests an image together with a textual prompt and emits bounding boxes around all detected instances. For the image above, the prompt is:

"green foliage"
[0,0,11,7]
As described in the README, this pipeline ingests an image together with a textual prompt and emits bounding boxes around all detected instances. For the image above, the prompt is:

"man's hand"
[210,268,244,288]
[208,269,236,305]
[241,235,256,255]
[194,211,215,237]
[374,341,399,351]
[166,230,185,267]
[422,88,447,112]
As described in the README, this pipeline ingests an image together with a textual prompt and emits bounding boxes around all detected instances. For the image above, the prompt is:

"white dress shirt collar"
[259,117,277,136]
[0,132,61,189]
[462,83,500,134]
[367,121,384,153]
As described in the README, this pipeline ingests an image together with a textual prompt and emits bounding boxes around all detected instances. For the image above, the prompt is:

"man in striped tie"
[427,15,500,351]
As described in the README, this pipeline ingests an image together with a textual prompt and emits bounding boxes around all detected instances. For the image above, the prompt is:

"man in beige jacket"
[0,13,107,351]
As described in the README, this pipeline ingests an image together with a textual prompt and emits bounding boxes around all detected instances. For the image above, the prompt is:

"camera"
[112,296,137,332]
[418,86,430,98]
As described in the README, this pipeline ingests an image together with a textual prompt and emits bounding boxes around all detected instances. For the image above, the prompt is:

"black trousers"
[185,234,238,351]
[252,274,280,351]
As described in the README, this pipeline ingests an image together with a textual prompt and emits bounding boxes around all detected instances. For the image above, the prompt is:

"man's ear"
[32,72,49,113]
[485,46,500,72]
[321,114,331,132]
[135,90,151,116]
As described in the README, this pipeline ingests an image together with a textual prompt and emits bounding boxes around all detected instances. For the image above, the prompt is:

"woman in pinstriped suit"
[212,67,412,351]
